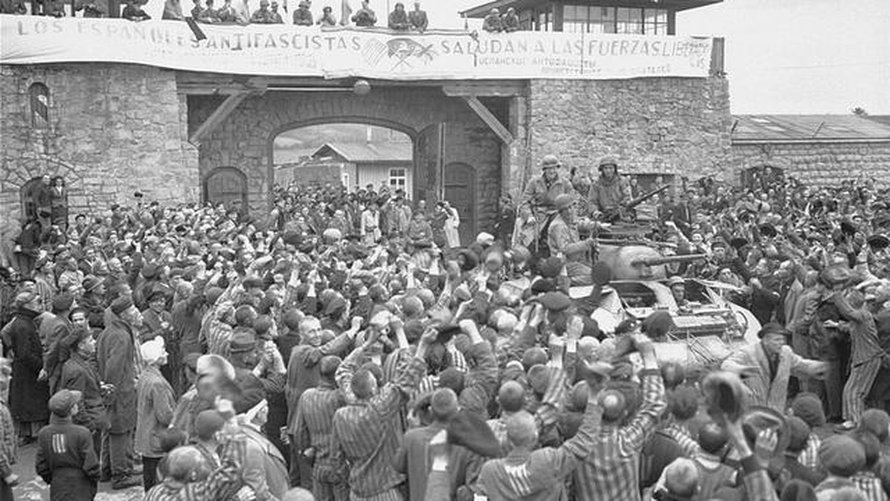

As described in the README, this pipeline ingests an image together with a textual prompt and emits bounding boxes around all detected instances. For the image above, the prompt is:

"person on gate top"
[482,8,503,32]
[521,155,575,216]
[293,0,312,25]
[501,7,520,32]
[351,0,377,27]
[408,1,428,32]
[388,2,410,30]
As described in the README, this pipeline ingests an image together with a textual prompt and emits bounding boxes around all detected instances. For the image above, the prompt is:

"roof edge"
[732,138,890,145]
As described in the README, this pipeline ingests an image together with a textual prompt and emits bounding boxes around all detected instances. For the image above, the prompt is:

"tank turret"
[597,243,705,280]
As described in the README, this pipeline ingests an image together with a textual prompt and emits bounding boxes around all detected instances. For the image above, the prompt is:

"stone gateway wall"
[523,77,732,189]
[189,88,502,233]
[2,62,740,239]
[0,63,198,229]
[729,141,890,187]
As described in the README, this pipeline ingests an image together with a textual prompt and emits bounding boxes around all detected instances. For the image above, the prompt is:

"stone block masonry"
[0,63,198,229]
[524,77,732,189]
[2,62,737,239]
[729,141,890,187]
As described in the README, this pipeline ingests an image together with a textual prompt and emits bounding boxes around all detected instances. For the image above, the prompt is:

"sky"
[355,0,889,115]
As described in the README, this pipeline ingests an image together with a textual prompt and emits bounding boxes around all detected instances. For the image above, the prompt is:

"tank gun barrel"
[631,253,708,267]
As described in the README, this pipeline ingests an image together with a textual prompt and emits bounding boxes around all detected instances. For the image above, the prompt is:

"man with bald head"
[143,437,248,501]
[487,380,527,453]
[285,315,360,486]
[571,332,667,501]
[330,320,434,500]
[477,357,612,500]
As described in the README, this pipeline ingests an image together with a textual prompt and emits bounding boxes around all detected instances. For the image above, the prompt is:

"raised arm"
[832,291,870,324]
[619,334,667,451]
[544,363,609,478]
[456,319,499,418]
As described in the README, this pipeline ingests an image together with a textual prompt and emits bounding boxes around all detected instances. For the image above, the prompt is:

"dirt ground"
[10,442,143,501]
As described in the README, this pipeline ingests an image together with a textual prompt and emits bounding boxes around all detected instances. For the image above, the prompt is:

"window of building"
[590,6,616,34]
[560,5,666,34]
[644,9,669,35]
[616,7,643,34]
[389,168,407,189]
[518,9,532,30]
[533,6,552,31]
[29,83,49,128]
[562,5,587,33]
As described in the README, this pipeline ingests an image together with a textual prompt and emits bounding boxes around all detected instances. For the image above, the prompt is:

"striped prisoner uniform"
[294,379,348,501]
[571,368,667,501]
[835,293,884,424]
[331,344,426,501]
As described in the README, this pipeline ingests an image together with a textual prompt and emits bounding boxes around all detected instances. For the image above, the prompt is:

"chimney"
[366,126,373,144]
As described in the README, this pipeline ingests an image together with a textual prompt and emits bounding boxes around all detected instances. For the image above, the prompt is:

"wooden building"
[461,0,721,34]
[277,141,414,193]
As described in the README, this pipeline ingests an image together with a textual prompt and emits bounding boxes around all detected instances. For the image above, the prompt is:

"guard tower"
[461,0,722,34]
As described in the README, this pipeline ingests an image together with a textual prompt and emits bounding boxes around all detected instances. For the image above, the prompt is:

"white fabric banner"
[0,15,714,80]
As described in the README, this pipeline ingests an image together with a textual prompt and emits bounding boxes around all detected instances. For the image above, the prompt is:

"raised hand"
[566,315,583,340]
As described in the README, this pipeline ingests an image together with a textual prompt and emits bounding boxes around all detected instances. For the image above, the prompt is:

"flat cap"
[819,435,865,477]
[110,295,134,315]
[229,329,257,354]
[48,389,82,416]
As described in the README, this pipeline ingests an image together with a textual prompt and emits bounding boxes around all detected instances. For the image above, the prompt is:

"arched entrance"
[444,163,476,245]
[191,84,504,234]
[204,167,248,212]
[20,175,68,229]
[20,177,47,223]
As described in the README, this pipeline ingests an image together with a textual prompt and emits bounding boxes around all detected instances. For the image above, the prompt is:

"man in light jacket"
[722,323,828,412]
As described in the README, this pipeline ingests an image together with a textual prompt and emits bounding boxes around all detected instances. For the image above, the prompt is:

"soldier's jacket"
[522,176,575,213]
[588,175,632,213]
[547,215,580,258]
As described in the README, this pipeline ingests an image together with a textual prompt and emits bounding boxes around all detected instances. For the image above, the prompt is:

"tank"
[597,243,708,281]
[572,235,761,375]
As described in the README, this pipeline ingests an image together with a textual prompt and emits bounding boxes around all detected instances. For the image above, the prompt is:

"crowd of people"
[0,0,432,31]
[0,154,889,501]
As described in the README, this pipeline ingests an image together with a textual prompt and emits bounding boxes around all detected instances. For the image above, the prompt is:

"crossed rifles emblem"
[362,38,436,71]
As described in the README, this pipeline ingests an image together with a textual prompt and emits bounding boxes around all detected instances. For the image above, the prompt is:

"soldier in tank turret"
[588,155,632,220]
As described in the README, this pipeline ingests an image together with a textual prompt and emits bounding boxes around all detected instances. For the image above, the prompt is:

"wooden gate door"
[444,163,476,246]
[204,167,248,212]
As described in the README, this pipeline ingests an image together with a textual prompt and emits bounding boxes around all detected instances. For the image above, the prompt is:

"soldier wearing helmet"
[521,155,575,216]
[588,155,632,219]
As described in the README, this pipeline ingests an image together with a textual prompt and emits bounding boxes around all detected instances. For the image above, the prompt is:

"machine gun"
[601,184,671,223]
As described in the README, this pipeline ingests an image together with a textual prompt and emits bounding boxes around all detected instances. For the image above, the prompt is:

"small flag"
[185,17,207,41]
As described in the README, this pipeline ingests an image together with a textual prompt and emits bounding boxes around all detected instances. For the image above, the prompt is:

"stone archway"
[191,86,504,232]
[1,156,86,227]
[267,116,420,197]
